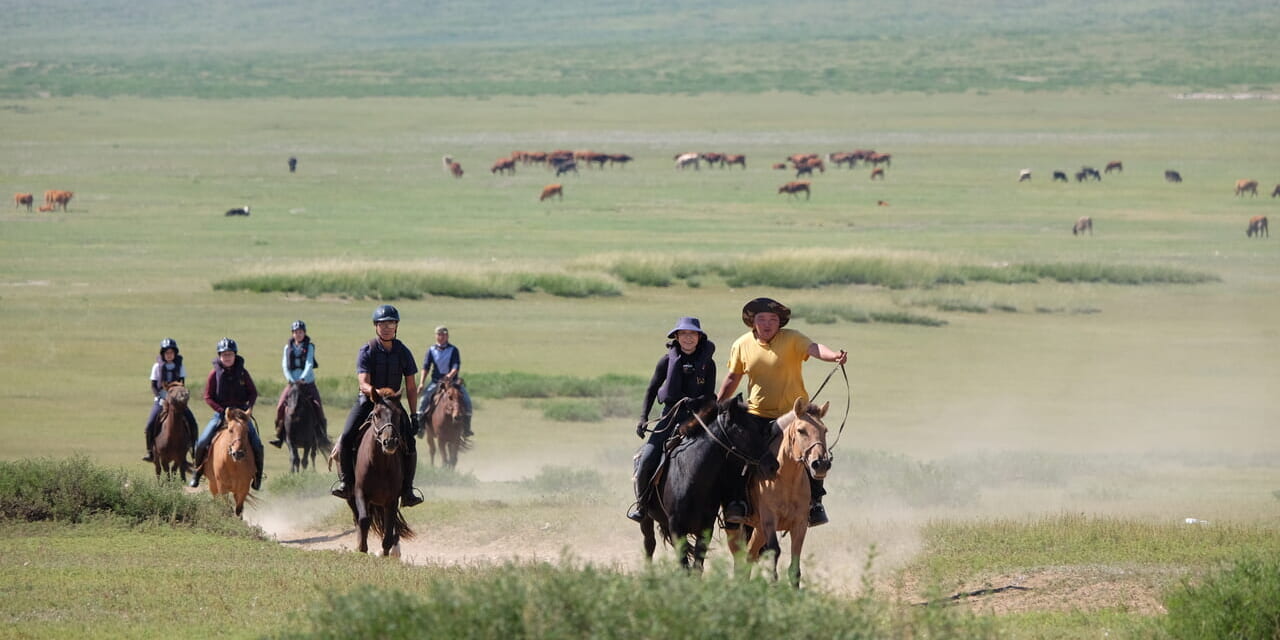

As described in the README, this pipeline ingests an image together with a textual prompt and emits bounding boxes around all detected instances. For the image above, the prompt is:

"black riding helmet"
[372,304,400,323]
[741,297,791,328]
[291,320,306,331]
[159,338,179,354]
[216,337,238,354]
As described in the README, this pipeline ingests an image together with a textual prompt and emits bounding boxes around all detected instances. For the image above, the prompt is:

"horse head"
[165,383,190,410]
[368,391,402,455]
[708,395,781,478]
[783,397,831,481]
[223,409,251,462]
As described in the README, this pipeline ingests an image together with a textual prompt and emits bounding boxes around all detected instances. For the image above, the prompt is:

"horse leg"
[787,526,808,588]
[761,530,782,582]
[692,529,711,573]
[289,443,300,473]
[640,517,656,561]
[382,508,398,556]
[427,431,438,467]
[726,526,752,578]
[355,497,371,554]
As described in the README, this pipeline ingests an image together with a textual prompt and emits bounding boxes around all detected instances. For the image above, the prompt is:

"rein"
[809,362,852,452]
[689,406,774,471]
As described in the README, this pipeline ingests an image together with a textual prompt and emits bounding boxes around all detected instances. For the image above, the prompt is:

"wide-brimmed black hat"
[667,316,706,339]
[741,297,791,328]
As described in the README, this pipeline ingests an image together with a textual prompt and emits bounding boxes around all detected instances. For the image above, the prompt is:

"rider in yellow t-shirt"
[717,297,847,527]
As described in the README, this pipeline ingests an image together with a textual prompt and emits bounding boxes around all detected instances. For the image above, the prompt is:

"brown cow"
[49,190,73,211]
[777,181,811,200]
[1272,184,1280,198]
[607,154,633,167]
[794,157,824,178]
[491,158,516,175]
[870,167,885,180]
[1072,216,1093,236]
[1235,179,1258,197]
[877,200,889,207]
[1104,161,1123,174]
[723,154,746,169]
[828,152,856,169]
[700,152,725,168]
[771,163,787,171]
[1246,216,1269,238]
[14,193,33,211]
[539,184,563,202]
[37,204,54,213]
[449,162,464,179]
[866,152,892,167]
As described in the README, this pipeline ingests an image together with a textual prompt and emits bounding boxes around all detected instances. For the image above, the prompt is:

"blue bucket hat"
[667,317,706,339]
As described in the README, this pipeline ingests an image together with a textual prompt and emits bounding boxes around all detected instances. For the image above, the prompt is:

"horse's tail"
[368,505,415,541]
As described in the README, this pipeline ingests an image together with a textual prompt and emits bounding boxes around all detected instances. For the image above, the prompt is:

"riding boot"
[400,449,424,507]
[723,465,750,526]
[808,477,829,527]
[188,442,209,488]
[628,444,659,522]
[332,440,355,499]
[252,454,264,491]
[142,423,156,462]
[462,414,474,438]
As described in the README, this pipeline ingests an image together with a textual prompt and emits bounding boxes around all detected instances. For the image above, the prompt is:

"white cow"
[674,153,700,170]
[1018,169,1032,182]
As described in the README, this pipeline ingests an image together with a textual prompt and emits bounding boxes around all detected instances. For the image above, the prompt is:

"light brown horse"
[540,183,563,201]
[153,382,195,482]
[204,408,256,517]
[1073,216,1093,236]
[1247,216,1269,238]
[727,397,831,587]
[777,181,811,200]
[351,389,415,556]
[1235,179,1258,197]
[424,377,471,469]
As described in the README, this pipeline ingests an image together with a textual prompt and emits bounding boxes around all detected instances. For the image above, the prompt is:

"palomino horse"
[281,383,324,473]
[153,382,195,482]
[350,389,415,556]
[424,377,470,469]
[638,396,778,571]
[727,397,831,587]
[205,408,257,518]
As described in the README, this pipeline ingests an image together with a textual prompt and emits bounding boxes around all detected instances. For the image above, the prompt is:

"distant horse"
[349,389,415,556]
[1235,179,1258,197]
[1073,216,1093,236]
[638,397,778,571]
[540,184,563,201]
[280,383,323,473]
[424,377,471,469]
[777,181,811,200]
[1018,169,1032,182]
[1247,216,1269,238]
[153,382,194,482]
[204,408,256,517]
[1105,161,1123,174]
[1164,170,1182,183]
[726,397,831,587]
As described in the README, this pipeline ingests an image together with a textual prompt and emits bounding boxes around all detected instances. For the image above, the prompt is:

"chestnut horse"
[1247,216,1268,238]
[281,383,323,473]
[205,408,256,517]
[350,389,415,556]
[727,397,831,587]
[153,382,195,482]
[424,377,470,469]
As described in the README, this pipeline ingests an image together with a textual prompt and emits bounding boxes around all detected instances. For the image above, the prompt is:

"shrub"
[1163,553,1280,640]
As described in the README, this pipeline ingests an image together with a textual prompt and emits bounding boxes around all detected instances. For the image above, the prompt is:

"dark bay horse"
[351,389,415,556]
[205,408,256,518]
[153,382,194,482]
[281,383,322,473]
[424,377,470,469]
[638,396,779,571]
[727,397,831,587]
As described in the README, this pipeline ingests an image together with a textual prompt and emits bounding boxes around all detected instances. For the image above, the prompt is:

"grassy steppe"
[2,88,1278,638]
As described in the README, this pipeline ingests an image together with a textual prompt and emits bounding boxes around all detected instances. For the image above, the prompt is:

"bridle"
[809,362,851,453]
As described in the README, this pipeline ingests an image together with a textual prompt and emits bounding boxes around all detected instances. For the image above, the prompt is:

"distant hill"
[2,0,1276,97]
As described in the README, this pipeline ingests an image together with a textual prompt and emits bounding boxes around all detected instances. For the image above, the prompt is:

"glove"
[635,420,647,439]
[410,413,421,435]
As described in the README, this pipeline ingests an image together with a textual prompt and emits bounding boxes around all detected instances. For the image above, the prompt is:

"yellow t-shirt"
[726,328,811,419]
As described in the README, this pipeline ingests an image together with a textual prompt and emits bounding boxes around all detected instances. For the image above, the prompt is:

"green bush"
[1163,553,1280,639]
[541,400,603,422]
[521,466,605,499]
[0,456,260,537]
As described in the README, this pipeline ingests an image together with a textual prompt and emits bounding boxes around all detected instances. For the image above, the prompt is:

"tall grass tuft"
[1163,553,1280,639]
[0,456,261,537]
[520,466,606,502]
[791,304,947,328]
[278,560,996,640]
[214,268,621,300]
[468,372,644,399]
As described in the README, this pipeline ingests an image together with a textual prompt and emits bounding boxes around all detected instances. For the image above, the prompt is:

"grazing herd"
[13,190,72,213]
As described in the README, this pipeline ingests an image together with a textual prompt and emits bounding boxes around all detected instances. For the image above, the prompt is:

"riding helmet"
[216,337,238,354]
[372,304,400,323]
[291,320,306,331]
[159,338,179,354]
[741,297,791,328]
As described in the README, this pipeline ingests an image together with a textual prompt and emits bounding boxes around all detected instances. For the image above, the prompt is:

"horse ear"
[793,396,806,416]
[817,401,830,418]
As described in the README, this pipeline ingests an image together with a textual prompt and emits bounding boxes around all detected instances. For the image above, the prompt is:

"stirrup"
[331,481,352,499]
[808,503,829,527]
[142,453,154,462]
[723,501,748,525]
[401,488,424,507]
[268,439,283,448]
[626,503,644,522]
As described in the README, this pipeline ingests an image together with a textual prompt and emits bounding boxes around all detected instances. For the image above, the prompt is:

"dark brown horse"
[153,382,194,482]
[281,383,323,473]
[351,389,415,556]
[424,377,470,469]
[1247,216,1269,238]
[205,408,256,518]
[638,397,779,571]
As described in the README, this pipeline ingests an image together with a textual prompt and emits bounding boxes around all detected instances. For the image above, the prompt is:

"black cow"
[225,206,251,216]
[1164,170,1182,183]
[288,157,297,173]
[1053,171,1068,182]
